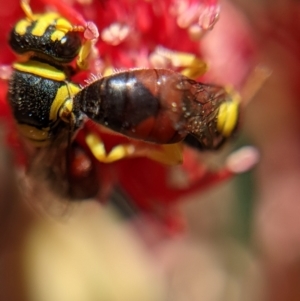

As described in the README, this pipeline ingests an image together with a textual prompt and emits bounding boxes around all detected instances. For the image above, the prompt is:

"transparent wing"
[23,122,100,215]
[179,78,238,150]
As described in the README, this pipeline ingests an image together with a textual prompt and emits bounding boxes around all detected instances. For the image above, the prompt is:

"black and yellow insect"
[6,0,99,199]
[7,0,240,199]
[7,0,94,148]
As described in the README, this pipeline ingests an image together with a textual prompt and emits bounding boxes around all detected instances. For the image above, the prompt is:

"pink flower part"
[197,2,220,30]
[173,0,220,31]
[0,65,13,81]
[41,0,87,25]
[84,21,99,40]
[201,1,257,88]
[225,146,260,174]
[101,22,130,46]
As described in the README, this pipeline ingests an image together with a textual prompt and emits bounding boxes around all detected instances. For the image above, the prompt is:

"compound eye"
[54,32,82,62]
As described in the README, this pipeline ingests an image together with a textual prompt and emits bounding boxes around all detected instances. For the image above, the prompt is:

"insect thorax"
[8,60,81,145]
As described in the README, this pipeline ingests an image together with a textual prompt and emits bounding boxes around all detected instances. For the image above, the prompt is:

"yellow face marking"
[15,19,31,35]
[217,100,239,137]
[13,61,66,81]
[51,18,73,41]
[55,18,73,32]
[16,124,49,145]
[15,12,43,35]
[49,83,80,122]
[50,30,65,42]
[15,10,73,42]
[50,30,63,41]
[31,12,60,36]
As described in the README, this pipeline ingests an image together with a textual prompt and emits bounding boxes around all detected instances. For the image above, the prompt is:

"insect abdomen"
[76,69,187,143]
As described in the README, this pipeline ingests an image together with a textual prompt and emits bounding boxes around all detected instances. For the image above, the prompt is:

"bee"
[7,0,240,200]
[7,0,100,199]
[73,68,240,150]
[7,0,98,143]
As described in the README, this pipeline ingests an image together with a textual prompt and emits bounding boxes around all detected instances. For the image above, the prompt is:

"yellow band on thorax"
[13,61,67,81]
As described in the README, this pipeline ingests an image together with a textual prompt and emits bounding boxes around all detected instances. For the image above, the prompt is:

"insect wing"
[178,79,237,150]
[24,124,100,214]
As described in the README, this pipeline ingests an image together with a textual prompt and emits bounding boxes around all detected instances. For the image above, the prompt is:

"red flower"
[0,0,258,229]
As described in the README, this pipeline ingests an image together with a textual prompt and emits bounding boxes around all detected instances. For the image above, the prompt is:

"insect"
[7,0,240,200]
[7,0,100,199]
[73,68,240,150]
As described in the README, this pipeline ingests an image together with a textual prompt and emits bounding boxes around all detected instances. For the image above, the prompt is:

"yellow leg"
[76,22,99,70]
[59,98,74,124]
[76,40,93,70]
[57,82,80,125]
[86,132,183,165]
[86,133,135,163]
